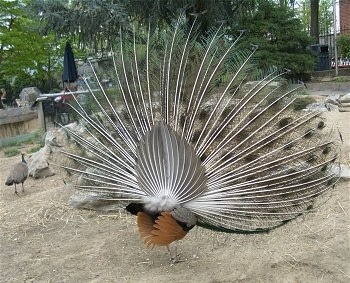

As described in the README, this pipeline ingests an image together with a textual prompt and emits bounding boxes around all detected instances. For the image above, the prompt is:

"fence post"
[333,0,338,76]
[36,97,47,132]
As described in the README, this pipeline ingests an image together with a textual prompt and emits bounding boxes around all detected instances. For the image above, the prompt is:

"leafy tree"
[122,0,257,33]
[318,0,332,34]
[0,0,61,103]
[0,0,45,77]
[30,0,127,52]
[30,0,261,51]
[297,0,333,36]
[238,0,315,76]
[29,0,315,78]
[337,34,350,58]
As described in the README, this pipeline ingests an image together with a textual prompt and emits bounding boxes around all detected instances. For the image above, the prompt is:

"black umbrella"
[62,42,78,86]
[59,42,78,125]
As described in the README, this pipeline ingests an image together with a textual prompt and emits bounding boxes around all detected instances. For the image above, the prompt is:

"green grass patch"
[333,76,349,83]
[28,145,42,153]
[4,147,20,157]
[1,130,44,155]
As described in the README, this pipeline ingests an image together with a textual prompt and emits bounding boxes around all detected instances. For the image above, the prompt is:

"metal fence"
[319,26,350,70]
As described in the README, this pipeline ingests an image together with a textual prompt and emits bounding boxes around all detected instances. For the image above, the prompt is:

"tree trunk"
[310,0,319,44]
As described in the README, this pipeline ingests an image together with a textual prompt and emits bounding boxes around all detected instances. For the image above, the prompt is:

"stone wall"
[0,107,39,142]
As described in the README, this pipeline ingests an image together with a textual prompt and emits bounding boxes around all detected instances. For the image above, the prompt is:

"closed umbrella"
[59,42,78,124]
[62,42,78,88]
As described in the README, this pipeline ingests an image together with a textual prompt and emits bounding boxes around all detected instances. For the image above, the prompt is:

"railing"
[36,89,98,132]
[331,57,350,68]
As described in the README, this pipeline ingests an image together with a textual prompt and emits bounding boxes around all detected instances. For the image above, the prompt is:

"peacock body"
[61,16,340,257]
[5,153,29,195]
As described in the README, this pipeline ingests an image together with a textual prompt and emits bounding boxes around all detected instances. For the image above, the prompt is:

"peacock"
[60,16,340,262]
[5,153,29,195]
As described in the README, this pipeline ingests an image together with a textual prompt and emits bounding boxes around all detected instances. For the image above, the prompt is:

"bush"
[293,96,317,111]
[337,35,350,58]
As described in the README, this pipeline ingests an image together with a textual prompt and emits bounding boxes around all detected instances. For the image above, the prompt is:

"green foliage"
[296,0,333,34]
[1,129,44,155]
[0,0,46,76]
[318,0,333,33]
[293,96,317,111]
[32,129,45,146]
[238,1,315,76]
[0,0,319,97]
[30,0,127,52]
[11,72,34,97]
[28,145,42,153]
[333,76,349,82]
[337,35,350,58]
[30,0,261,52]
[0,0,62,102]
[6,68,60,104]
[3,147,20,157]
[123,0,252,34]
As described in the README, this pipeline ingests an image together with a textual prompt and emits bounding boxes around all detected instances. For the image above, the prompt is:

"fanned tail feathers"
[60,15,340,234]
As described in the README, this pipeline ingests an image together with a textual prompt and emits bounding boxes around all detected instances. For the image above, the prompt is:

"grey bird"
[5,153,29,195]
[60,15,341,262]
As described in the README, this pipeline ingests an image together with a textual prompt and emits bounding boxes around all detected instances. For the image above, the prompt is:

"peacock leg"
[14,184,19,196]
[167,242,183,264]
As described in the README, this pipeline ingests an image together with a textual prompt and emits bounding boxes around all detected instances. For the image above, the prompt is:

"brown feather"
[137,212,156,247]
[137,212,188,247]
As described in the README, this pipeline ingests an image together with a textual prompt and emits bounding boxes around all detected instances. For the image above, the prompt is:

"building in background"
[339,0,350,34]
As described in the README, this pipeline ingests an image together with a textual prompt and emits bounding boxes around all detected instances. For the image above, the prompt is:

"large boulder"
[45,128,69,147]
[27,145,55,179]
[325,94,341,106]
[68,190,126,211]
[305,102,339,112]
[340,92,350,103]
[19,87,41,107]
[26,125,75,179]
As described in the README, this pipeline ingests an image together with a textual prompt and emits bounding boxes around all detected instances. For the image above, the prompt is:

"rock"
[325,94,341,106]
[340,93,350,103]
[19,87,41,107]
[65,121,85,134]
[45,128,69,147]
[27,145,55,179]
[330,164,350,180]
[339,165,350,179]
[68,190,126,211]
[320,77,332,82]
[305,103,339,112]
[321,77,333,82]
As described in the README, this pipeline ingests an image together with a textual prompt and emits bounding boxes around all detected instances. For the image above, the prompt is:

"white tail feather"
[60,16,340,233]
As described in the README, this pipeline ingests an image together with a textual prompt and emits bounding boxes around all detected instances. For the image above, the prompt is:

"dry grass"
[0,197,135,242]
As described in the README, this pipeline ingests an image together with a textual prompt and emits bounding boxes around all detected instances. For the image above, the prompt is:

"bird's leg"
[167,242,183,264]
[166,245,176,263]
[21,182,24,193]
[14,184,19,196]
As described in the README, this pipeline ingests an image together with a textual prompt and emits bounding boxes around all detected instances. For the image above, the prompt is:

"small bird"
[61,16,340,262]
[5,153,29,195]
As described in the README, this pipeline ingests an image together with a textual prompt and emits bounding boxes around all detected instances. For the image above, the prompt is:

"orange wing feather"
[137,212,188,247]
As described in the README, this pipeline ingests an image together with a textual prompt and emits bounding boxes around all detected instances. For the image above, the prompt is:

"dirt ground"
[1,110,349,283]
